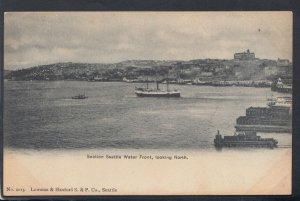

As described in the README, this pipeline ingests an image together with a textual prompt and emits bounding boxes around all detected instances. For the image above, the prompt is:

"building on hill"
[277,58,290,66]
[234,49,255,60]
[264,66,278,77]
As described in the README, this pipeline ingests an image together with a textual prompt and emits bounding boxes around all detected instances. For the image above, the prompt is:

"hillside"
[3,70,11,77]
[4,58,292,82]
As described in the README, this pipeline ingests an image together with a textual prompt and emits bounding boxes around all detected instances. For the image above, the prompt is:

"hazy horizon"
[4,12,292,70]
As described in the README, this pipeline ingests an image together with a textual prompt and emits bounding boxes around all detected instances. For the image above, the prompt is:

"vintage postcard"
[3,11,292,196]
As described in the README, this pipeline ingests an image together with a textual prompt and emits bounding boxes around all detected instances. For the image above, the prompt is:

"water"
[4,81,292,150]
[3,81,292,196]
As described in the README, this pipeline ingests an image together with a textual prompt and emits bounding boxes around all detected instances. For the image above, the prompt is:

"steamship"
[135,78,180,97]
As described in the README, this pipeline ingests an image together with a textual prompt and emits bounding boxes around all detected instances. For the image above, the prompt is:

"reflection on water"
[4,81,292,150]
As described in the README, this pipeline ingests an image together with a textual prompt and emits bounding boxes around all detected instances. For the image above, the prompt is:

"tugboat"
[71,93,88,99]
[214,130,278,148]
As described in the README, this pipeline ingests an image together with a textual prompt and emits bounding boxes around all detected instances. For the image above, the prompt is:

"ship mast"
[146,76,149,89]
[167,71,169,91]
[155,70,159,90]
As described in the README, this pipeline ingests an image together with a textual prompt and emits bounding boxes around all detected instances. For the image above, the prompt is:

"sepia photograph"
[3,11,292,196]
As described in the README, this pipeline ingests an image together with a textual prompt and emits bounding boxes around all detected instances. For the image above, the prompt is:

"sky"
[4,12,292,70]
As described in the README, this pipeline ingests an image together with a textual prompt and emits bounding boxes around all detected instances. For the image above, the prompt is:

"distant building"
[234,49,255,60]
[277,58,290,66]
[264,66,278,77]
[235,71,242,77]
[277,65,292,76]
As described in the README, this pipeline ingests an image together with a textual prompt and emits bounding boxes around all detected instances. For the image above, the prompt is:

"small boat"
[72,94,88,99]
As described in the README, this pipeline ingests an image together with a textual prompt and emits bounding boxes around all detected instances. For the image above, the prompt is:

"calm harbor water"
[4,81,292,150]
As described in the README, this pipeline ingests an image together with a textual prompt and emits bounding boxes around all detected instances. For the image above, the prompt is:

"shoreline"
[5,79,274,88]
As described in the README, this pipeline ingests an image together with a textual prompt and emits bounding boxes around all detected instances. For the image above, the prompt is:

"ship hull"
[271,86,292,93]
[72,96,88,99]
[214,140,278,148]
[135,91,180,97]
[214,132,278,148]
[235,125,291,133]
